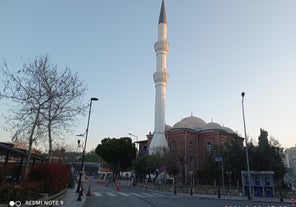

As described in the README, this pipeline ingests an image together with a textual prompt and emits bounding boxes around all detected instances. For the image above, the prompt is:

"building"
[285,146,296,173]
[143,1,244,183]
[140,115,243,182]
[284,146,296,190]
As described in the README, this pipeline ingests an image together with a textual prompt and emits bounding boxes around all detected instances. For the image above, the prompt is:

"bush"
[0,181,41,204]
[29,163,71,195]
[0,163,71,204]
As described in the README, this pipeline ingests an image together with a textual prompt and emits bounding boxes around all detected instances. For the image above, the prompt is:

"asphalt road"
[82,181,290,207]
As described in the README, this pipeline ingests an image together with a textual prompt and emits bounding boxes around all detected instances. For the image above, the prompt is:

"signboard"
[215,157,223,162]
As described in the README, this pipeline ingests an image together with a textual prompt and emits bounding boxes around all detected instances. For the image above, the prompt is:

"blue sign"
[215,157,223,162]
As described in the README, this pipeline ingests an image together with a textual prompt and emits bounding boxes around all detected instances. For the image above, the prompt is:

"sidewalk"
[192,193,292,204]
[133,182,293,205]
[62,185,86,207]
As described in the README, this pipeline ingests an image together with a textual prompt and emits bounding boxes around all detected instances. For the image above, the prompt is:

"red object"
[86,184,91,196]
[116,182,120,192]
[105,181,109,188]
[292,197,296,207]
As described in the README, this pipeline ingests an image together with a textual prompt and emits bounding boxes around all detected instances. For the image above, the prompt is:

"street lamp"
[241,92,252,200]
[128,132,138,151]
[76,97,98,200]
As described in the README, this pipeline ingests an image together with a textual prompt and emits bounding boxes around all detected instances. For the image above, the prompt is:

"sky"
[0,0,295,152]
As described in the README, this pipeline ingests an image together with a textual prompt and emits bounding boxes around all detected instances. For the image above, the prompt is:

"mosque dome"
[172,116,206,130]
[202,122,222,130]
[165,125,172,131]
[222,127,234,133]
[201,122,235,133]
[171,116,235,134]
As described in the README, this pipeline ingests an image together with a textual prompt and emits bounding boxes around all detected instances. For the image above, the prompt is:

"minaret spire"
[149,0,170,154]
[158,0,167,24]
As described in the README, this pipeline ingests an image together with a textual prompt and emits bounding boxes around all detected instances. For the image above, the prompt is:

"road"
[82,180,290,207]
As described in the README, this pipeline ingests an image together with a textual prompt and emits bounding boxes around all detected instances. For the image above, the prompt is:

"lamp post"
[128,133,138,152]
[76,97,98,200]
[241,92,252,200]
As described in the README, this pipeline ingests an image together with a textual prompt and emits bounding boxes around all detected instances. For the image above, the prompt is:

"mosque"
[139,0,244,179]
[140,115,243,180]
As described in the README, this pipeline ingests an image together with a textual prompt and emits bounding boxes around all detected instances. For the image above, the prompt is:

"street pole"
[241,92,252,200]
[129,133,139,152]
[76,97,98,201]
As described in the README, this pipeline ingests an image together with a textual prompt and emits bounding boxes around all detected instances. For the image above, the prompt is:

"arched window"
[189,142,193,150]
[171,142,176,150]
[207,142,213,152]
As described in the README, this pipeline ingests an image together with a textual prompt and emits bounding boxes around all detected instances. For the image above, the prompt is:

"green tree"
[75,150,101,163]
[252,129,285,182]
[133,153,151,181]
[134,148,179,183]
[95,137,136,176]
[198,144,220,185]
[222,138,245,185]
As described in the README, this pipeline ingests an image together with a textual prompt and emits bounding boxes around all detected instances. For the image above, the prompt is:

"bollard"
[279,191,283,202]
[77,183,84,201]
[86,184,91,196]
[116,182,120,192]
[174,185,177,195]
[292,197,295,207]
[217,187,221,199]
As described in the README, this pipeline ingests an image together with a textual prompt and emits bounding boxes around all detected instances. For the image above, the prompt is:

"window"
[265,177,271,186]
[255,176,260,185]
[189,142,193,150]
[207,142,213,152]
[171,142,176,150]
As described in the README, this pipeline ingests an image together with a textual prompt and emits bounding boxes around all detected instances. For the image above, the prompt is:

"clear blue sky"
[0,0,295,152]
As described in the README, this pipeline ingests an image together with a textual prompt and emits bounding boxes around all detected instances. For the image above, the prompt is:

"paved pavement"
[138,185,293,205]
[61,181,294,207]
[62,184,86,207]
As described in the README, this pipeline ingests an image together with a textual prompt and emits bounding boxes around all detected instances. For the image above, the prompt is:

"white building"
[284,145,296,190]
[285,146,296,173]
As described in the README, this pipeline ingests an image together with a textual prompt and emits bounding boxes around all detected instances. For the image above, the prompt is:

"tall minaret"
[149,0,169,153]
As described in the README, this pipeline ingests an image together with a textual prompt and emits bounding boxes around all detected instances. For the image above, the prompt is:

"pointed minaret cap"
[158,0,167,24]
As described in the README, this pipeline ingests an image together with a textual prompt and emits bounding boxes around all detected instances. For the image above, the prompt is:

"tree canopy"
[176,129,285,185]
[95,137,136,175]
[251,129,286,182]
[134,148,179,182]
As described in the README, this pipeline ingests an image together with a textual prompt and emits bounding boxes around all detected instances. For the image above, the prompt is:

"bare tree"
[0,55,87,179]
[31,56,87,162]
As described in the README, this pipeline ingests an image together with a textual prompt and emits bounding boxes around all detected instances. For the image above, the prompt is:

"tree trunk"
[48,120,53,163]
[24,107,41,181]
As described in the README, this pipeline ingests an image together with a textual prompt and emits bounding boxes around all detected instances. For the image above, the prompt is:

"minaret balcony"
[154,40,170,54]
[153,71,169,85]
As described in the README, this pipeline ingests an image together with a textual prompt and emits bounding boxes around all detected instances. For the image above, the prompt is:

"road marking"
[117,192,130,197]
[93,191,166,198]
[141,193,155,197]
[106,192,117,196]
[150,193,165,197]
[93,192,103,197]
[129,193,146,197]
